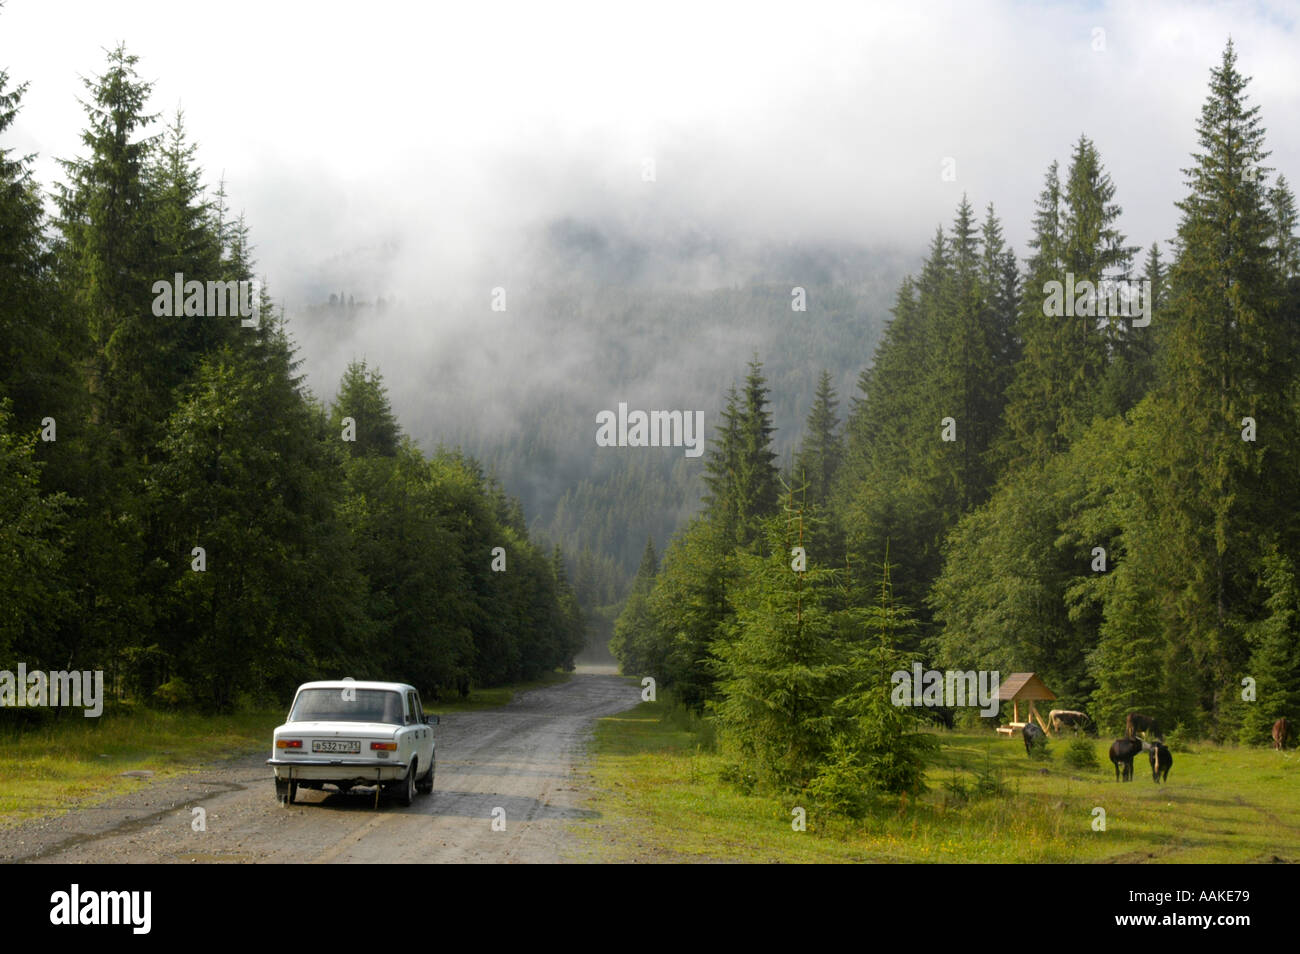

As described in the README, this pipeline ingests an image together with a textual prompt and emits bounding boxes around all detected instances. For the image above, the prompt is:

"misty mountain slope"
[287,225,914,606]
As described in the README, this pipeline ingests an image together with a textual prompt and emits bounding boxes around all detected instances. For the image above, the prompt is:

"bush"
[152,677,194,709]
[942,771,970,806]
[1162,724,1196,753]
[954,707,988,729]
[972,752,1006,798]
[717,761,759,796]
[1064,735,1100,770]
[807,737,872,818]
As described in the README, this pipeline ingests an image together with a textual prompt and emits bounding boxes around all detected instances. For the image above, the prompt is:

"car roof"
[294,680,417,693]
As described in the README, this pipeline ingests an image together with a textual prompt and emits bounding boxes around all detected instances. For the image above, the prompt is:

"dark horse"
[1023,722,1046,756]
[1109,738,1144,781]
[1144,741,1172,783]
[1126,712,1161,741]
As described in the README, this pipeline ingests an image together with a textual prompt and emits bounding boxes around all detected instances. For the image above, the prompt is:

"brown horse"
[1274,717,1292,751]
[1126,712,1161,741]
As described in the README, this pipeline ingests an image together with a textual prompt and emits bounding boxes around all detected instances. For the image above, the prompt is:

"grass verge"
[581,691,1300,863]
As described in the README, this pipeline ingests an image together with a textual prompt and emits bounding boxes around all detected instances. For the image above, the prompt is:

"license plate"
[312,740,360,754]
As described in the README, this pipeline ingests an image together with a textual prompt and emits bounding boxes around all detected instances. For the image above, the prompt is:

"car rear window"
[289,688,405,725]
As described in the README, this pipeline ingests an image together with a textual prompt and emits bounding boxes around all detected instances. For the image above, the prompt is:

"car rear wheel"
[279,779,297,807]
[416,759,435,794]
[395,763,415,807]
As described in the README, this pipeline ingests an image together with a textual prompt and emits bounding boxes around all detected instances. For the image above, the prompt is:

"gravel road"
[0,668,640,864]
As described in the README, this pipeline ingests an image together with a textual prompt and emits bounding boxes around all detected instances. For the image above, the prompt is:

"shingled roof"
[996,672,1057,702]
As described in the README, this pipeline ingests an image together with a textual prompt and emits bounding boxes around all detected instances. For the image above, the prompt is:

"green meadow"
[580,696,1300,863]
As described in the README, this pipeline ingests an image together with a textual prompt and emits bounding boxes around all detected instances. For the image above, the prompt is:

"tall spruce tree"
[733,358,781,545]
[0,66,71,428]
[1143,39,1299,714]
[53,44,162,444]
[1003,140,1135,467]
[1001,161,1063,468]
[610,537,659,674]
[331,359,402,457]
[793,370,842,509]
[701,385,741,536]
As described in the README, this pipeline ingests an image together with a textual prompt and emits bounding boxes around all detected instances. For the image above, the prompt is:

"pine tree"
[149,107,231,379]
[53,43,161,443]
[701,361,781,549]
[1002,163,1062,467]
[1145,39,1298,710]
[980,202,1021,389]
[331,359,402,457]
[610,537,658,673]
[645,516,735,708]
[701,385,741,536]
[733,357,781,543]
[0,66,69,427]
[838,239,945,618]
[0,403,70,670]
[711,510,852,791]
[928,196,1011,510]
[793,370,842,509]
[809,557,935,815]
[1003,140,1135,466]
[551,544,584,667]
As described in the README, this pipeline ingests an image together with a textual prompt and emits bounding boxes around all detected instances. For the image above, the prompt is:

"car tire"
[416,759,435,794]
[279,779,297,807]
[395,763,415,807]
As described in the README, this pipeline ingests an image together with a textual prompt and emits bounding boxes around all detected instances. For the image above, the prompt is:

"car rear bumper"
[268,758,409,783]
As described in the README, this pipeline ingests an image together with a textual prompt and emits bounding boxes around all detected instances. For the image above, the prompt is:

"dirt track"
[0,669,640,864]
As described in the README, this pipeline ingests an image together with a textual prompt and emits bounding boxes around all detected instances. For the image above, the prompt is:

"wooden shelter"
[994,672,1056,737]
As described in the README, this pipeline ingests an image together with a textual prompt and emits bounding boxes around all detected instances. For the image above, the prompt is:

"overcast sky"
[3,0,1298,304]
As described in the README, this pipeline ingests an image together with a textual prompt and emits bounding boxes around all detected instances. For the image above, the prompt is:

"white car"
[268,680,438,807]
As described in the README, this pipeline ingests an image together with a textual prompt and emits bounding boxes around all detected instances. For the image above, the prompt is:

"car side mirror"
[426,714,439,725]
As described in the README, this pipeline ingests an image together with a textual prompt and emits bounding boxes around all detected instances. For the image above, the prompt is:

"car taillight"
[276,739,302,748]
[370,742,397,751]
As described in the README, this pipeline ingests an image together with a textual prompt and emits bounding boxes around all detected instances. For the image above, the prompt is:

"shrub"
[941,771,971,806]
[972,752,1006,797]
[807,737,872,818]
[1064,735,1100,770]
[152,677,194,709]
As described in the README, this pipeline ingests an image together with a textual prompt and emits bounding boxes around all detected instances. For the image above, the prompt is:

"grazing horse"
[1109,738,1144,781]
[1274,717,1292,751]
[1049,709,1095,735]
[1126,712,1161,741]
[1143,741,1172,783]
[1023,722,1046,756]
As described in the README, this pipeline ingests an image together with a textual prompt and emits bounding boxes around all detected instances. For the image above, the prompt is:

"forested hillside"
[0,45,584,714]
[612,41,1300,810]
[287,233,912,652]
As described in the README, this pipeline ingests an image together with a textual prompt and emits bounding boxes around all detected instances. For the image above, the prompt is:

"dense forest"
[612,41,1300,809]
[0,44,585,715]
[288,237,912,654]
